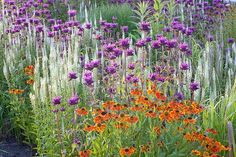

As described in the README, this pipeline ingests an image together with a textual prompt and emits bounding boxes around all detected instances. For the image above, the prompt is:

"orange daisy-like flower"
[24,65,34,76]
[159,111,172,122]
[130,89,142,96]
[117,113,129,122]
[155,91,167,101]
[140,144,150,152]
[191,150,201,156]
[79,150,91,157]
[206,128,217,135]
[145,111,157,118]
[183,117,196,125]
[125,116,139,124]
[26,79,34,85]
[76,107,88,116]
[83,125,96,132]
[95,123,106,133]
[110,104,124,111]
[130,105,144,112]
[93,115,103,124]
[102,101,116,109]
[9,89,24,95]
[119,146,136,156]
[115,123,130,129]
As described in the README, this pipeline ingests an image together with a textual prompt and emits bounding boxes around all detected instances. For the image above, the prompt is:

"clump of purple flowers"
[52,96,62,105]
[83,71,94,86]
[68,95,79,105]
[68,72,78,80]
[189,82,200,91]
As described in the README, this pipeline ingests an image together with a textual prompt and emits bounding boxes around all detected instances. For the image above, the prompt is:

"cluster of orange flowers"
[185,131,230,156]
[24,65,34,85]
[75,83,229,157]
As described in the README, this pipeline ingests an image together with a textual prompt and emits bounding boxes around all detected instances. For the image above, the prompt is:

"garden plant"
[0,0,236,157]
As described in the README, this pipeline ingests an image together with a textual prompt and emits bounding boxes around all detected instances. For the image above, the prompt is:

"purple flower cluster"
[83,71,94,86]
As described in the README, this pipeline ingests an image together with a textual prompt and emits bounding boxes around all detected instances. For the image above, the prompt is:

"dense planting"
[0,0,236,157]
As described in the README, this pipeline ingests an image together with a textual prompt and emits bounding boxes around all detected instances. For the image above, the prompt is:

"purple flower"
[68,72,78,80]
[152,40,161,49]
[106,66,116,74]
[174,92,184,101]
[85,23,92,29]
[179,43,189,52]
[136,39,146,47]
[85,63,94,70]
[60,107,65,112]
[126,74,134,82]
[167,39,177,49]
[157,76,166,82]
[180,62,190,70]
[83,71,94,86]
[103,43,115,52]
[53,109,59,113]
[126,49,134,56]
[68,95,79,105]
[91,60,100,68]
[139,21,151,32]
[113,48,122,57]
[119,38,130,49]
[189,82,200,91]
[52,96,62,105]
[121,26,128,32]
[149,73,157,81]
[228,38,235,44]
[128,63,135,70]
[158,36,167,45]
[132,77,139,83]
[68,10,77,17]
[108,87,116,94]
[207,35,214,42]
[145,37,152,42]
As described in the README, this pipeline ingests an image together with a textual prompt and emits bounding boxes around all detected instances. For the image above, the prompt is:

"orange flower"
[125,116,139,124]
[92,108,103,115]
[24,65,34,76]
[95,123,106,133]
[145,111,157,118]
[93,115,103,124]
[79,150,91,157]
[26,79,34,85]
[153,127,161,135]
[110,104,124,111]
[206,128,217,135]
[115,123,130,129]
[119,147,136,156]
[9,89,24,95]
[140,144,150,152]
[155,91,167,101]
[76,108,88,116]
[83,125,96,132]
[130,105,144,112]
[191,150,201,156]
[102,101,116,109]
[183,117,196,125]
[117,113,129,122]
[130,89,142,96]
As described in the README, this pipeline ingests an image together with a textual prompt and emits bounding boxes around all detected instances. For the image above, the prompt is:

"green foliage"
[49,2,69,22]
[88,4,136,34]
[202,79,236,156]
